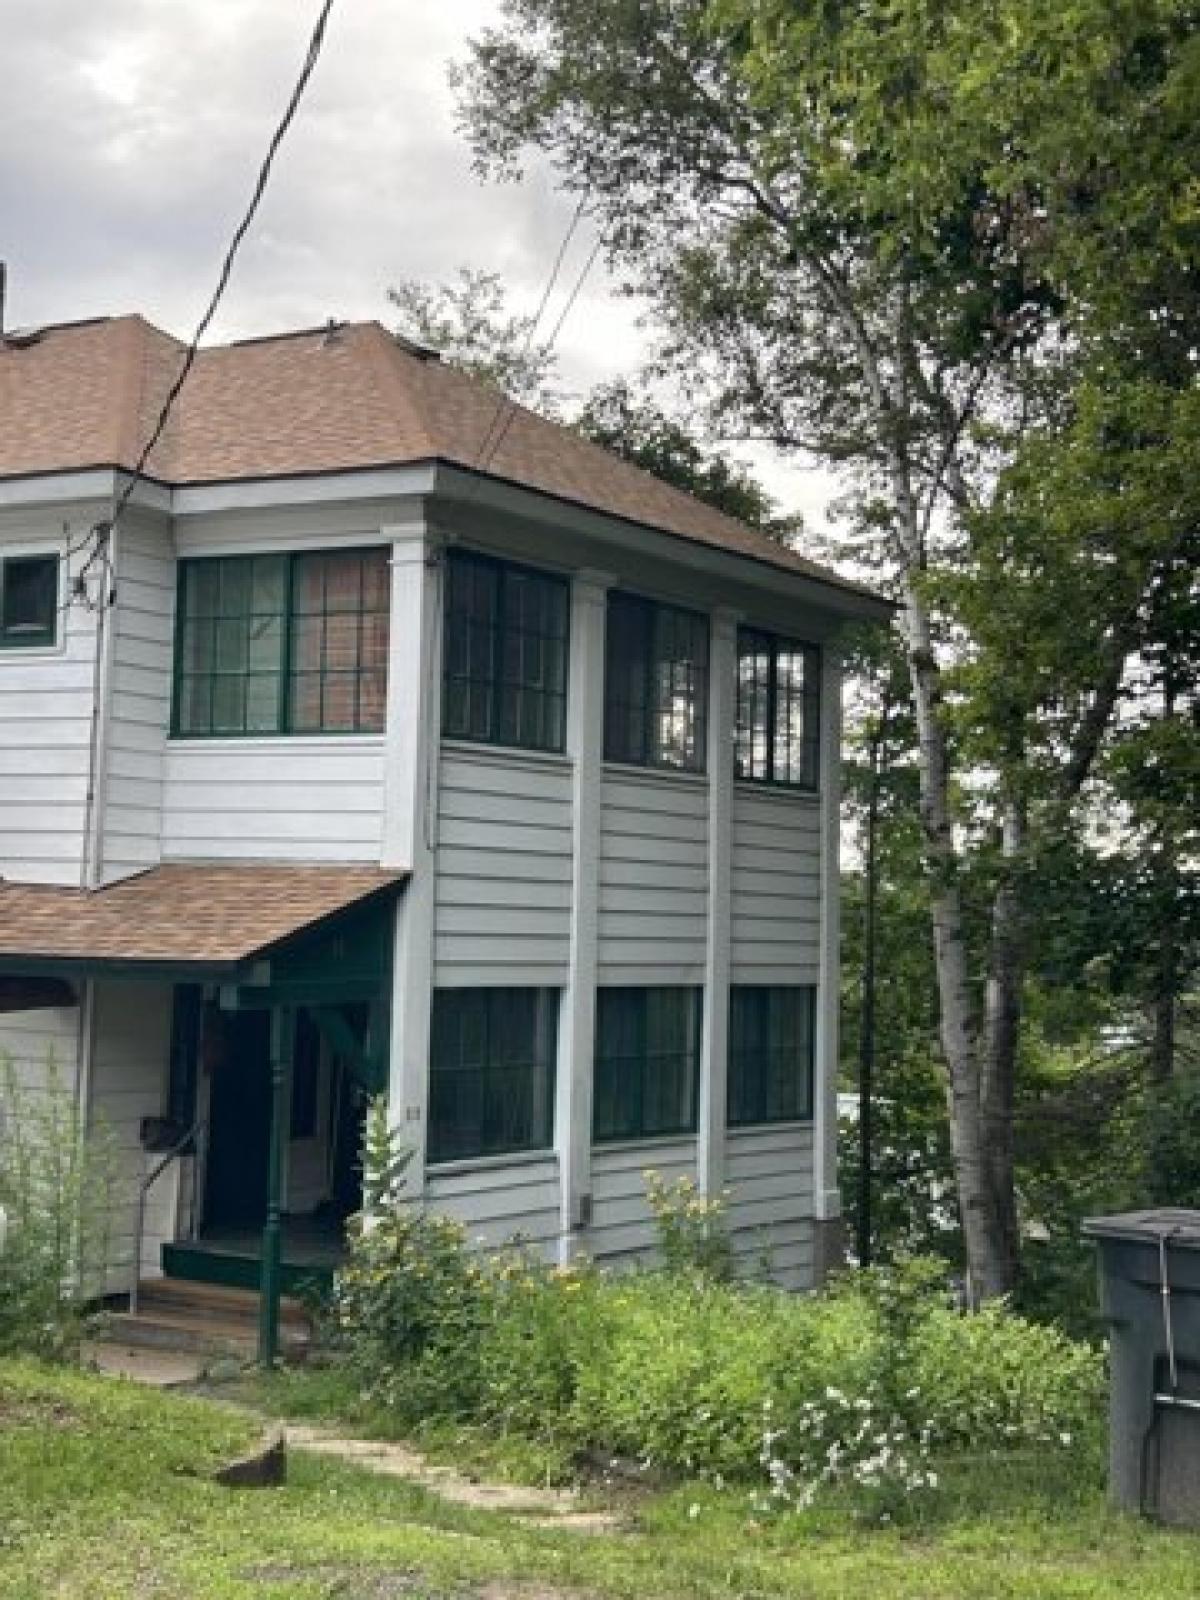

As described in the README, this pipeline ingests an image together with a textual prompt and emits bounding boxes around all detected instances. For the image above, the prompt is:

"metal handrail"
[130,1117,205,1314]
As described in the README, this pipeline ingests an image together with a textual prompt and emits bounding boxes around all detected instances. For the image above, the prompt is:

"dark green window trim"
[735,628,820,789]
[0,553,58,650]
[728,985,815,1127]
[428,987,559,1164]
[593,986,702,1143]
[442,549,569,754]
[172,548,389,737]
[603,592,709,773]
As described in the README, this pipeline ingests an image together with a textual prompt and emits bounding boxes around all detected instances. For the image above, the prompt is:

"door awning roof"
[0,864,407,977]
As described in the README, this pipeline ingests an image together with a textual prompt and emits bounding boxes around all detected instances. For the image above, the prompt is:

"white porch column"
[556,570,612,1262]
[813,644,844,1279]
[382,522,442,1199]
[698,608,738,1198]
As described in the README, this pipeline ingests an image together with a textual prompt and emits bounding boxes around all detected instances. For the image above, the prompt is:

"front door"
[204,1010,272,1230]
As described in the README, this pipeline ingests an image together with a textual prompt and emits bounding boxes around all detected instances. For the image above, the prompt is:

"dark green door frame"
[258,1004,295,1368]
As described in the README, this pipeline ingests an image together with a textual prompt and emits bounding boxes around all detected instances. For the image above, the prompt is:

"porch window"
[0,553,58,649]
[735,628,820,788]
[727,985,815,1126]
[173,548,389,736]
[442,550,569,752]
[604,593,709,772]
[428,988,558,1164]
[593,987,701,1142]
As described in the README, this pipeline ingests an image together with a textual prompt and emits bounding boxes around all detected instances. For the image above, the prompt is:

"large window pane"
[604,593,708,771]
[728,986,814,1126]
[594,987,701,1142]
[174,547,389,736]
[442,551,568,752]
[735,629,819,788]
[428,988,558,1164]
[0,554,58,648]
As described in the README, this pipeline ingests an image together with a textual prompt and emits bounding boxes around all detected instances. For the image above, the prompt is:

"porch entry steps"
[161,1238,340,1298]
[108,1277,313,1362]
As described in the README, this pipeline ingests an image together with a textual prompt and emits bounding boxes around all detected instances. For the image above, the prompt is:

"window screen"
[603,592,709,771]
[728,986,815,1126]
[593,987,702,1142]
[735,628,819,787]
[0,554,58,649]
[428,988,559,1163]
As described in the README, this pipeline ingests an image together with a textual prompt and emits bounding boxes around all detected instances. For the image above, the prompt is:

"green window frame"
[735,628,820,789]
[173,547,390,736]
[0,553,58,649]
[442,549,569,753]
[604,592,709,772]
[593,986,702,1143]
[728,986,815,1127]
[428,988,559,1164]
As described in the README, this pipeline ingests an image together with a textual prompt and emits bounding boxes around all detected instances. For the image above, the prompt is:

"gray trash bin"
[1083,1208,1200,1525]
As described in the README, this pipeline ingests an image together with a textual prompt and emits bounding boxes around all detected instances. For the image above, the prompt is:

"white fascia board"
[171,464,436,516]
[428,461,893,628]
[0,469,121,511]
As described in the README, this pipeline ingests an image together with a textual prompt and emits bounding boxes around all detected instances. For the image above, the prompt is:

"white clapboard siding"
[598,769,709,983]
[87,981,175,1292]
[100,521,175,882]
[730,787,822,984]
[588,1137,698,1265]
[725,1122,815,1291]
[0,538,99,885]
[425,1154,560,1257]
[161,738,386,862]
[434,746,574,985]
[0,1005,80,1107]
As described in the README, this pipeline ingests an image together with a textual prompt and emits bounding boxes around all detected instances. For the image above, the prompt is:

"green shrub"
[644,1170,733,1281]
[0,1053,116,1359]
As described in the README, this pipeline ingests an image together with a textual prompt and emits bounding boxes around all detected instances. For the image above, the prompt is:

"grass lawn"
[3,1358,1200,1600]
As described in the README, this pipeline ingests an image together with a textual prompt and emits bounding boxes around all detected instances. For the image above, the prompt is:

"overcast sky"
[2,0,840,525]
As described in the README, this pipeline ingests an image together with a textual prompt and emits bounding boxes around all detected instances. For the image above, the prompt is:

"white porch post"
[813,644,844,1280]
[382,521,441,1200]
[699,608,737,1199]
[556,570,611,1262]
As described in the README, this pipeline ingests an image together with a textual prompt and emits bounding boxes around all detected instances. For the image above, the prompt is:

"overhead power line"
[104,0,336,540]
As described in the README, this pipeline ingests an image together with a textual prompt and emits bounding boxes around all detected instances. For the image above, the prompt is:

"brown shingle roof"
[0,864,405,971]
[0,314,880,599]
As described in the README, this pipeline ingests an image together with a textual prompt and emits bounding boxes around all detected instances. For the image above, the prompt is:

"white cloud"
[1,0,840,527]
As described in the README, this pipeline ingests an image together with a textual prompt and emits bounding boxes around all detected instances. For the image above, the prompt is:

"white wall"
[726,1123,815,1291]
[434,744,573,986]
[597,768,709,983]
[98,516,174,883]
[730,786,822,984]
[589,1137,698,1265]
[425,1153,561,1256]
[87,980,175,1292]
[161,737,386,862]
[0,519,101,885]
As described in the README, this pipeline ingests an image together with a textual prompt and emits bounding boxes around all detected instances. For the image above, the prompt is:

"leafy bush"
[644,1169,732,1280]
[0,1052,115,1359]
[334,1111,1102,1510]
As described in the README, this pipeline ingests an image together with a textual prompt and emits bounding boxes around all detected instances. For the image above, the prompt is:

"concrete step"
[106,1307,310,1360]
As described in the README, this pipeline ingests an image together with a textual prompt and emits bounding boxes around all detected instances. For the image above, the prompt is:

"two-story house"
[0,314,888,1326]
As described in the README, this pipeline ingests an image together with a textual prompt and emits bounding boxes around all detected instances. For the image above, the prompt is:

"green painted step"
[161,1242,336,1300]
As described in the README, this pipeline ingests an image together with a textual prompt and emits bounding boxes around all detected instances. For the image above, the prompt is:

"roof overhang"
[0,864,407,982]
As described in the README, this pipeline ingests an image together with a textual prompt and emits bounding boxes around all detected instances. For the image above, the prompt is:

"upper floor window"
[173,548,389,737]
[0,553,58,650]
[735,628,820,788]
[442,550,569,753]
[728,985,815,1127]
[593,986,702,1142]
[428,987,559,1164]
[604,592,709,772]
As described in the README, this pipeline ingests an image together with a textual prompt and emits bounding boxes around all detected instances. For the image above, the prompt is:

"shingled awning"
[0,863,407,978]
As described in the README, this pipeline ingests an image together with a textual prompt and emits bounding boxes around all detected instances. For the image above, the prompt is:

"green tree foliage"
[456,0,1200,1300]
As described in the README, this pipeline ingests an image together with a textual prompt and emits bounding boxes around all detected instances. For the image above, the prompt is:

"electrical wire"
[73,0,336,598]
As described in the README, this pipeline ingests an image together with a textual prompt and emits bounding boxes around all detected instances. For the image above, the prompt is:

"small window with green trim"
[0,554,58,649]
[735,628,820,788]
[728,985,815,1127]
[428,987,559,1164]
[593,986,701,1142]
[173,547,389,736]
[604,592,709,772]
[442,549,569,752]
